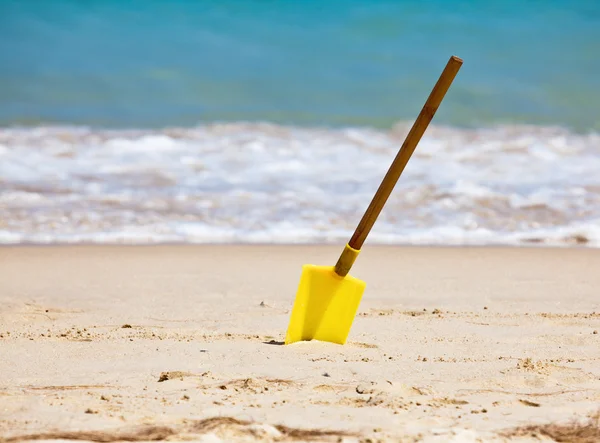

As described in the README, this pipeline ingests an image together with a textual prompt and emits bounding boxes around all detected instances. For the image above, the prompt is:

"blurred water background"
[1,0,599,246]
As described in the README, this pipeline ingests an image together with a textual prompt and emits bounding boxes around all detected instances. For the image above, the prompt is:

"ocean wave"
[1,122,599,246]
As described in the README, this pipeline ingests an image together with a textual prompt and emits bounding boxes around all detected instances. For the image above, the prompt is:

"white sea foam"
[0,122,598,246]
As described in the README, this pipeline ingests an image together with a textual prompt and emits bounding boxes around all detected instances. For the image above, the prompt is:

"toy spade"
[285,55,463,345]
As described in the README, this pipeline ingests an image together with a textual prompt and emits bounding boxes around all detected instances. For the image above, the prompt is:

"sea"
[1,0,599,246]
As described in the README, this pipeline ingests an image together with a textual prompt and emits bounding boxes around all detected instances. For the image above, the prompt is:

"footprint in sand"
[199,377,298,394]
[497,358,597,389]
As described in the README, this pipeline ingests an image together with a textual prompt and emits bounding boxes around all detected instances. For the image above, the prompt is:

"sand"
[1,245,599,442]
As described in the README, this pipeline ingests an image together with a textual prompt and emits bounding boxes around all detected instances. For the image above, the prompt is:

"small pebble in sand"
[158,373,169,382]
[519,399,540,407]
[594,330,598,335]
[356,384,375,395]
[121,324,132,328]
[484,306,488,310]
[84,408,98,414]
[322,372,331,377]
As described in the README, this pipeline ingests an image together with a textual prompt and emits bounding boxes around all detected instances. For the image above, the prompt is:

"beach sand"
[1,245,599,442]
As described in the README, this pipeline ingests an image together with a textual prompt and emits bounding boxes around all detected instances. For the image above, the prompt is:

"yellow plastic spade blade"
[284,264,366,345]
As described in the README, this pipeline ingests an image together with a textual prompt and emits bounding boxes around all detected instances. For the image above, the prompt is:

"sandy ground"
[1,245,599,442]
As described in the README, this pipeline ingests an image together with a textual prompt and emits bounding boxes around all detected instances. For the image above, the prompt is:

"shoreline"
[1,241,595,250]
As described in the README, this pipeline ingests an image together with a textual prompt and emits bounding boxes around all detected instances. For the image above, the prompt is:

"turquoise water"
[1,0,599,131]
[2,1,600,246]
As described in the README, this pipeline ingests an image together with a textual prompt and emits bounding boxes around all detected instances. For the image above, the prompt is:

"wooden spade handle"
[335,55,463,276]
